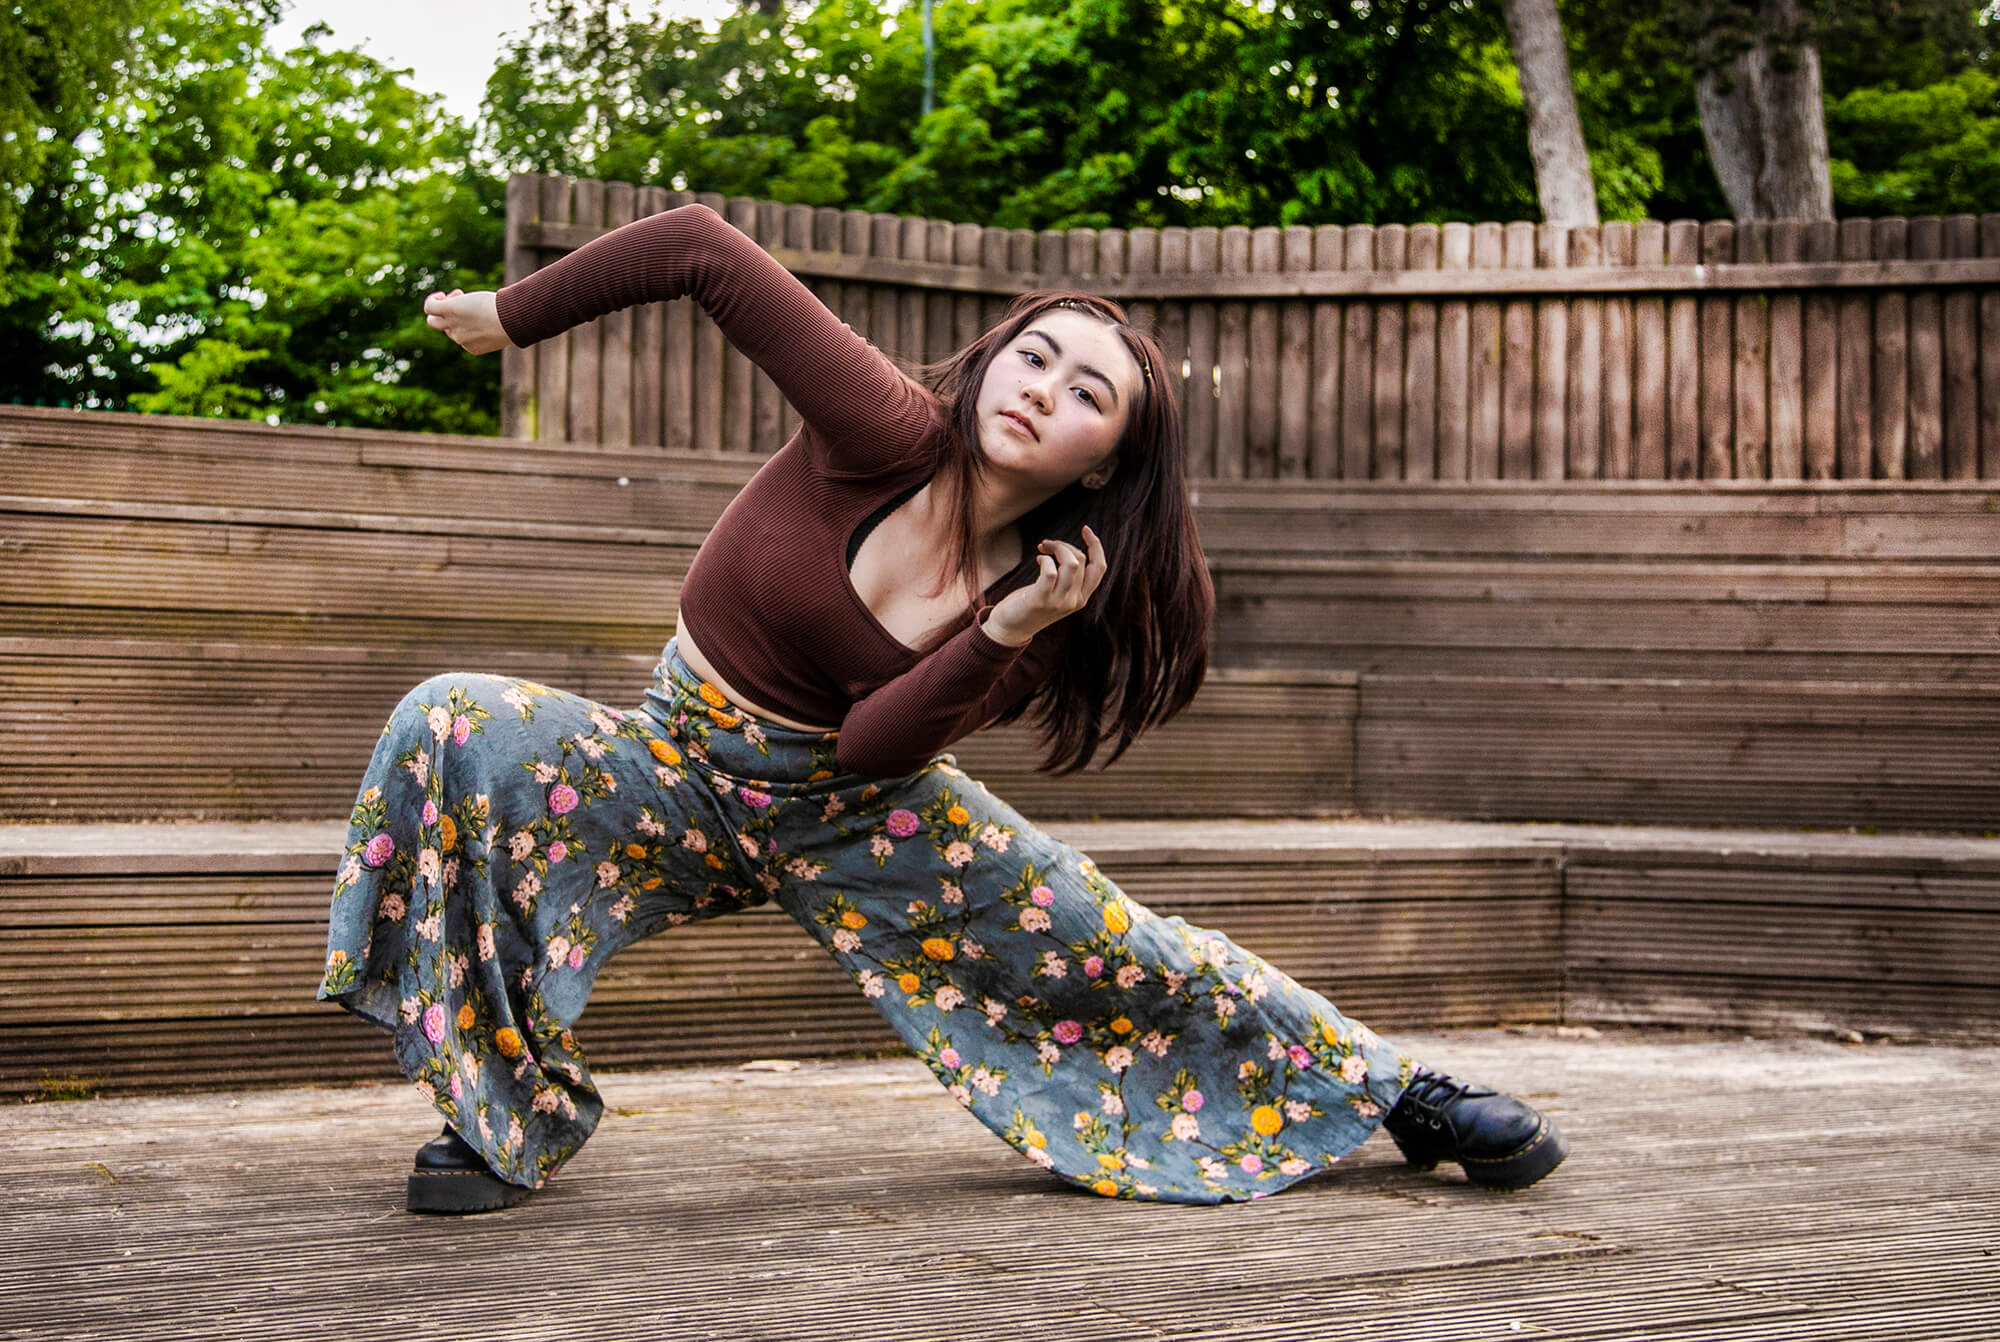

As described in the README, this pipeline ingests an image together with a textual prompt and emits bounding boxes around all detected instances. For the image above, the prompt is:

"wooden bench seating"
[12,407,2000,830]
[4,405,1998,1095]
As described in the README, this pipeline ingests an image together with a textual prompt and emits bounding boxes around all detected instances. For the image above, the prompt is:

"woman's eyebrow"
[1022,328,1120,409]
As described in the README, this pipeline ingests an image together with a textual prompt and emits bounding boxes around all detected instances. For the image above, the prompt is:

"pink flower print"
[548,783,579,815]
[682,827,708,852]
[1284,1099,1314,1122]
[1052,1020,1084,1045]
[1356,1100,1382,1119]
[939,1047,962,1069]
[422,799,439,826]
[1288,1044,1313,1069]
[1017,907,1052,933]
[362,832,395,868]
[943,841,975,868]
[476,923,496,961]
[452,714,472,746]
[831,929,861,953]
[885,809,920,838]
[508,830,534,863]
[589,710,617,736]
[533,761,559,785]
[870,835,894,859]
[1037,1041,1061,1065]
[547,840,568,864]
[1104,1046,1134,1072]
[979,824,1009,852]
[448,1073,463,1099]
[948,1084,971,1107]
[377,891,406,922]
[1239,1153,1263,1174]
[546,935,571,968]
[422,1003,447,1044]
[739,787,772,810]
[1171,1112,1200,1142]
[935,986,965,1012]
[1083,956,1104,978]
[567,945,587,970]
[1340,1054,1370,1084]
[1182,1089,1205,1113]
[1030,885,1055,908]
[595,861,619,888]
[427,705,451,742]
[1101,1092,1125,1116]
[1280,1156,1311,1176]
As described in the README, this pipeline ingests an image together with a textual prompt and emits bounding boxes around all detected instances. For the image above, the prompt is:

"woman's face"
[975,307,1143,491]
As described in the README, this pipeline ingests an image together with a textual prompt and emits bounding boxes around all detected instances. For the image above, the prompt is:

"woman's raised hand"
[424,289,511,355]
[982,525,1107,647]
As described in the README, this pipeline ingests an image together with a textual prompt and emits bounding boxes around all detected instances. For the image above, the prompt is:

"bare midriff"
[671,607,842,733]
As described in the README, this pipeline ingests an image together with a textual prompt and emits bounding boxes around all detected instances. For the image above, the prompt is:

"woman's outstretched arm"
[426,202,937,474]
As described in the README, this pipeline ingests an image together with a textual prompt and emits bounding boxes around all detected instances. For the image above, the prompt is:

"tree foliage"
[3,0,1993,429]
[1,0,501,428]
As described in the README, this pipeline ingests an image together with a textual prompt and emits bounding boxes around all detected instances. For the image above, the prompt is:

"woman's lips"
[1002,410,1038,439]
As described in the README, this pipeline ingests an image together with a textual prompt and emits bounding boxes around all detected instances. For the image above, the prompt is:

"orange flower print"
[697,682,728,708]
[946,805,970,825]
[1103,902,1130,935]
[495,1028,524,1059]
[921,937,956,961]
[648,738,682,766]
[1251,1105,1285,1136]
[1092,1178,1119,1196]
[839,910,868,930]
[457,1003,476,1031]
[625,843,647,859]
[439,814,457,851]
[897,972,921,994]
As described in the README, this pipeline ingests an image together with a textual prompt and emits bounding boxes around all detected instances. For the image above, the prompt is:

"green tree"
[0,0,154,277]
[0,1,501,429]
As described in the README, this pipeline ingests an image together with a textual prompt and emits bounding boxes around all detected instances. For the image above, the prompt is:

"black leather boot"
[406,1125,534,1215]
[1382,1067,1568,1190]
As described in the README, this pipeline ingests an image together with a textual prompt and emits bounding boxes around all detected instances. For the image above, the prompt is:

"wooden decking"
[6,1026,1996,1341]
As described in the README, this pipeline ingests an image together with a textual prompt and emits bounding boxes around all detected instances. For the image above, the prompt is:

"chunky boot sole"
[406,1167,534,1215]
[1392,1117,1569,1190]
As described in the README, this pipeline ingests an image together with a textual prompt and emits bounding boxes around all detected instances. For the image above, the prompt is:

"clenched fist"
[424,289,511,355]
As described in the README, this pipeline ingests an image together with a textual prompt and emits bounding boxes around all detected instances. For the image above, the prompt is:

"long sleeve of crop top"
[836,619,1068,779]
[495,203,936,478]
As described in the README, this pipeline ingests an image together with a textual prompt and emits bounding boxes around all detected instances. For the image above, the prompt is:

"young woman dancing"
[318,202,1567,1213]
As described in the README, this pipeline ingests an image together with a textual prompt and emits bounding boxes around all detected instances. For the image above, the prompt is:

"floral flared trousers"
[317,640,1413,1204]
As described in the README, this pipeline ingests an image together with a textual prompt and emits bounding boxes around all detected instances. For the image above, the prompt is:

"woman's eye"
[1076,388,1097,407]
[1022,350,1043,367]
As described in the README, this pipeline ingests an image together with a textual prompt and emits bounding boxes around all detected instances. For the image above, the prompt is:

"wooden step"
[1,819,1562,1096]
[5,818,1995,1097]
[0,637,1354,821]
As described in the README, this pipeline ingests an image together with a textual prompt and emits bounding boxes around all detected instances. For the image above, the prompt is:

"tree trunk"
[1500,0,1599,226]
[1694,0,1833,221]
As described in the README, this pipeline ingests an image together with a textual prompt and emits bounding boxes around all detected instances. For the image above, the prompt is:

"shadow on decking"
[6,1026,1997,1342]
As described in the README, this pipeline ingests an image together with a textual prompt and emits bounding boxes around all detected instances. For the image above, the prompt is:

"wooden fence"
[502,172,2000,481]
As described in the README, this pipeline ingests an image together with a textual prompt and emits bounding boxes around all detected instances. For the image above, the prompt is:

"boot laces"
[1397,1067,1498,1131]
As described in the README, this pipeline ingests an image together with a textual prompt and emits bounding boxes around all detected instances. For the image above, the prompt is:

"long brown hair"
[913,290,1213,774]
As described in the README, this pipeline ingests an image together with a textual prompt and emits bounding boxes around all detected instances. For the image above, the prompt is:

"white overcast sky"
[268,0,740,124]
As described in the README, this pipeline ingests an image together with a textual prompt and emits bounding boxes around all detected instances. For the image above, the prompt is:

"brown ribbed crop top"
[493,203,1064,777]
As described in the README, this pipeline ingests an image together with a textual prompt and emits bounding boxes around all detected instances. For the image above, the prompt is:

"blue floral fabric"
[318,640,1413,1203]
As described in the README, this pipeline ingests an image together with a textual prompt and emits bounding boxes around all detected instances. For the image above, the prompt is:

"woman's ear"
[1082,458,1117,490]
